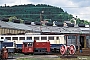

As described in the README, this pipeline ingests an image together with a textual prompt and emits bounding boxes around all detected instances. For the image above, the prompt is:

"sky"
[0,0,90,22]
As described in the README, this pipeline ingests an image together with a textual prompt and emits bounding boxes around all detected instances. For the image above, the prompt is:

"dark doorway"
[80,36,84,48]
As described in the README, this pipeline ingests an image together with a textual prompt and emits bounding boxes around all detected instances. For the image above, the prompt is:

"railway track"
[51,48,90,56]
[76,48,90,56]
[6,48,90,60]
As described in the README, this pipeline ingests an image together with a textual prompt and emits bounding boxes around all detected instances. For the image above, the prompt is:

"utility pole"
[40,11,44,32]
[89,24,90,43]
[20,0,21,5]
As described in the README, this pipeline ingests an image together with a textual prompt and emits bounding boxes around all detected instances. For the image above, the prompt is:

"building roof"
[0,21,90,34]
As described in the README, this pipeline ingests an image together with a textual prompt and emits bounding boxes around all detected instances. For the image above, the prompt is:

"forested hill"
[0,4,74,22]
[1,3,89,25]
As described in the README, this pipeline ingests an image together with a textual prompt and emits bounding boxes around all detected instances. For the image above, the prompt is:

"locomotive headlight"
[29,48,31,51]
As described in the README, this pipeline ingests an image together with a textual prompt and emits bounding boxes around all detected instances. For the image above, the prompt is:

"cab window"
[24,43,27,47]
[28,43,32,46]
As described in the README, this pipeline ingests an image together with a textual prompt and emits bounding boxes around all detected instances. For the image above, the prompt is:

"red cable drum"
[69,44,76,54]
[60,45,67,55]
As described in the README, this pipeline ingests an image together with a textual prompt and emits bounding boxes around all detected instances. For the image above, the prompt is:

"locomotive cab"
[22,40,34,54]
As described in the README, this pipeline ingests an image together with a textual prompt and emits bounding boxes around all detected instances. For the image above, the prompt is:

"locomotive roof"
[23,40,34,43]
[0,39,4,42]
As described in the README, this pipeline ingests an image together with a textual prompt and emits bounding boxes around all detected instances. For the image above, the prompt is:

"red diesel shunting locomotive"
[22,40,50,54]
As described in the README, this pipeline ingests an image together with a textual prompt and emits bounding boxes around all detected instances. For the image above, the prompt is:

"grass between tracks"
[17,56,90,60]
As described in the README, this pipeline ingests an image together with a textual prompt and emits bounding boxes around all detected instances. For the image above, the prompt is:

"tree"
[76,18,81,24]
[20,19,24,23]
[70,19,75,23]
[9,16,17,22]
[84,20,89,25]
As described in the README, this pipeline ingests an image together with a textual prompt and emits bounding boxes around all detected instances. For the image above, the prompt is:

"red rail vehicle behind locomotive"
[22,40,50,54]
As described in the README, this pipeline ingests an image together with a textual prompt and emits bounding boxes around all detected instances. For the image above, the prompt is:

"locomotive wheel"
[24,53,29,55]
[31,53,34,55]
